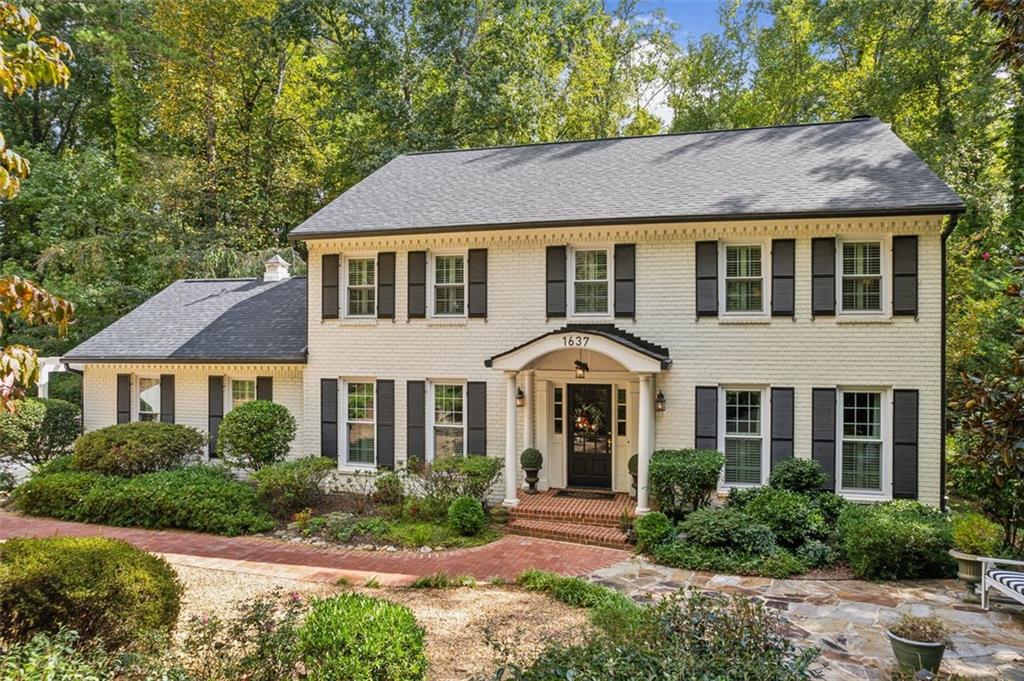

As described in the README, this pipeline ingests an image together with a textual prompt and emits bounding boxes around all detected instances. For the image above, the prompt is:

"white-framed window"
[345,257,376,317]
[432,253,466,316]
[616,388,627,437]
[138,377,160,422]
[719,387,768,486]
[432,383,465,458]
[722,244,766,314]
[838,390,888,496]
[553,387,564,435]
[231,379,256,410]
[570,247,611,316]
[344,381,376,466]
[839,239,885,313]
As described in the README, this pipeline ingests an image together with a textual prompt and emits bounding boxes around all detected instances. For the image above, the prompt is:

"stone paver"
[0,511,629,585]
[591,558,1024,681]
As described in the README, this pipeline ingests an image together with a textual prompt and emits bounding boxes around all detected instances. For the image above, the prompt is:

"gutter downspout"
[940,212,962,512]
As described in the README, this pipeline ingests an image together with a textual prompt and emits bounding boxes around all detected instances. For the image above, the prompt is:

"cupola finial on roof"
[264,254,290,282]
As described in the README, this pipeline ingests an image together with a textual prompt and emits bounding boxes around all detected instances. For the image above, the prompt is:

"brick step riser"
[508,507,627,529]
[505,524,631,551]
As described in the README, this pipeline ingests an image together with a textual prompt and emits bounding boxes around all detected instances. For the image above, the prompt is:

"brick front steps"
[505,490,635,549]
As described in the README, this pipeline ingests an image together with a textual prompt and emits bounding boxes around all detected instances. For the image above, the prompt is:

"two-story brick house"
[64,117,965,514]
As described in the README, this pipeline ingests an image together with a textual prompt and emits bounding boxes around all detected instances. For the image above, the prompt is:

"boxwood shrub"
[677,506,776,555]
[634,511,674,553]
[72,422,205,476]
[838,501,954,580]
[648,449,724,518]
[743,488,826,549]
[299,593,427,681]
[767,458,827,494]
[0,397,80,467]
[447,495,487,536]
[253,456,335,518]
[0,537,181,651]
[216,400,297,470]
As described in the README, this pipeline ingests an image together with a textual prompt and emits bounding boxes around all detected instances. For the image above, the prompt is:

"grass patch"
[408,572,477,588]
[363,577,381,588]
[378,519,500,549]
[514,569,645,637]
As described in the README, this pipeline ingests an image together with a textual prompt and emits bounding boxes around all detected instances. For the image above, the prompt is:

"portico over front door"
[567,383,612,489]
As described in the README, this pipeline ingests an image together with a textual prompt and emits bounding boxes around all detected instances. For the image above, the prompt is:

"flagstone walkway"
[591,558,1024,680]
[0,511,629,585]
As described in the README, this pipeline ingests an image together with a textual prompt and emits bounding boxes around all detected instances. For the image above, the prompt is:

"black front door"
[567,384,613,489]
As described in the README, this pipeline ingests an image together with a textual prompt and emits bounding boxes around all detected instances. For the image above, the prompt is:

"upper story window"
[841,241,882,312]
[432,383,465,457]
[345,381,375,466]
[724,245,764,313]
[433,254,466,316]
[232,379,256,409]
[840,390,883,492]
[138,377,160,421]
[722,389,764,485]
[346,257,375,317]
[572,248,609,315]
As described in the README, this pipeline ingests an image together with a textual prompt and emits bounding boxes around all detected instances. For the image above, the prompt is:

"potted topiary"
[628,454,638,497]
[949,512,1003,584]
[886,614,952,674]
[520,448,543,494]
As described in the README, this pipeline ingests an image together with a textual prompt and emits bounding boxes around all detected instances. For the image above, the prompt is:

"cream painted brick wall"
[82,363,306,458]
[301,215,947,506]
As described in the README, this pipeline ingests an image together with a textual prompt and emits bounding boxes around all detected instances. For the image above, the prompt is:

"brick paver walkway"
[0,511,628,586]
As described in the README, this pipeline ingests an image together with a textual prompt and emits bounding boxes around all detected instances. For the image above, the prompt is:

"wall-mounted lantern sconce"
[655,390,667,412]
[516,387,525,407]
[574,360,589,379]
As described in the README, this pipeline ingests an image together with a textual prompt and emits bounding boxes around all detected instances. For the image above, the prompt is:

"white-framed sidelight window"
[719,387,768,486]
[838,389,890,497]
[431,382,465,459]
[344,380,376,467]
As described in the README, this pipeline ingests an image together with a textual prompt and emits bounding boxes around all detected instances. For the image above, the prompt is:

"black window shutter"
[116,373,131,424]
[546,246,567,318]
[322,254,339,320]
[466,381,487,455]
[811,238,835,316]
[811,388,837,491]
[771,239,795,317]
[770,387,794,469]
[468,249,488,318]
[892,389,919,499]
[208,376,224,456]
[892,236,918,316]
[376,380,395,469]
[406,380,426,462]
[695,241,718,317]
[614,244,636,319]
[256,376,273,401]
[694,386,718,450]
[159,374,175,423]
[408,251,427,318]
[320,378,338,460]
[377,252,396,319]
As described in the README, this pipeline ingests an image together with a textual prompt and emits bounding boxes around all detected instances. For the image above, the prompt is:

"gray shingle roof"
[63,277,307,363]
[290,118,964,240]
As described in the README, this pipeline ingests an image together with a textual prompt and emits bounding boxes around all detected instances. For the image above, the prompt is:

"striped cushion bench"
[988,570,1024,598]
[981,562,1024,610]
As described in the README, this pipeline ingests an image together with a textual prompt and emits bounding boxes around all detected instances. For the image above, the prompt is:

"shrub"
[216,400,297,470]
[0,631,115,679]
[888,614,951,645]
[408,455,501,509]
[627,453,638,476]
[0,469,14,492]
[0,537,181,651]
[73,422,204,476]
[651,542,806,579]
[520,447,542,469]
[768,458,827,494]
[744,488,826,548]
[372,471,405,506]
[515,570,637,612]
[811,492,847,530]
[796,539,837,568]
[299,594,427,681]
[0,398,79,467]
[634,511,674,553]
[447,495,487,536]
[677,506,777,555]
[838,501,954,580]
[253,457,334,518]
[951,511,1003,556]
[10,470,113,518]
[648,449,724,518]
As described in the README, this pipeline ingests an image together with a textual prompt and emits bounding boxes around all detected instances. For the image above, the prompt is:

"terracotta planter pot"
[887,630,946,674]
[524,468,540,494]
[949,549,983,584]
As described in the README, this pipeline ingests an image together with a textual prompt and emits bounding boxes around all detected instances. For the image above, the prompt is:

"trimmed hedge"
[72,422,204,476]
[768,458,827,494]
[648,449,724,518]
[447,495,487,536]
[253,456,335,518]
[12,465,274,536]
[217,400,297,470]
[299,594,427,681]
[0,537,181,651]
[838,501,954,580]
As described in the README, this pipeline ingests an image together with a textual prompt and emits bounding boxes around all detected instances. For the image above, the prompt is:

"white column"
[503,371,520,507]
[636,374,653,514]
[523,371,535,449]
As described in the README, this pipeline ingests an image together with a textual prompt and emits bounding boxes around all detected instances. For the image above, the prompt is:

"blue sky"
[629,0,728,41]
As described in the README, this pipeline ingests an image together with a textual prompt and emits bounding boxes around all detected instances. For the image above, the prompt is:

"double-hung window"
[722,389,763,485]
[138,377,160,422]
[840,391,883,492]
[346,257,375,317]
[724,245,764,313]
[231,379,256,410]
[841,241,882,312]
[345,381,375,466]
[432,383,465,458]
[433,254,465,316]
[572,249,609,315]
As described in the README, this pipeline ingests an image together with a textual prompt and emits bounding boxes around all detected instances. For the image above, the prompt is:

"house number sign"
[562,334,590,347]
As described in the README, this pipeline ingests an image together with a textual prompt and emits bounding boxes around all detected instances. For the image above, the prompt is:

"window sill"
[337,317,378,326]
[839,491,891,503]
[337,464,377,474]
[717,316,771,325]
[835,315,893,325]
[427,317,469,327]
